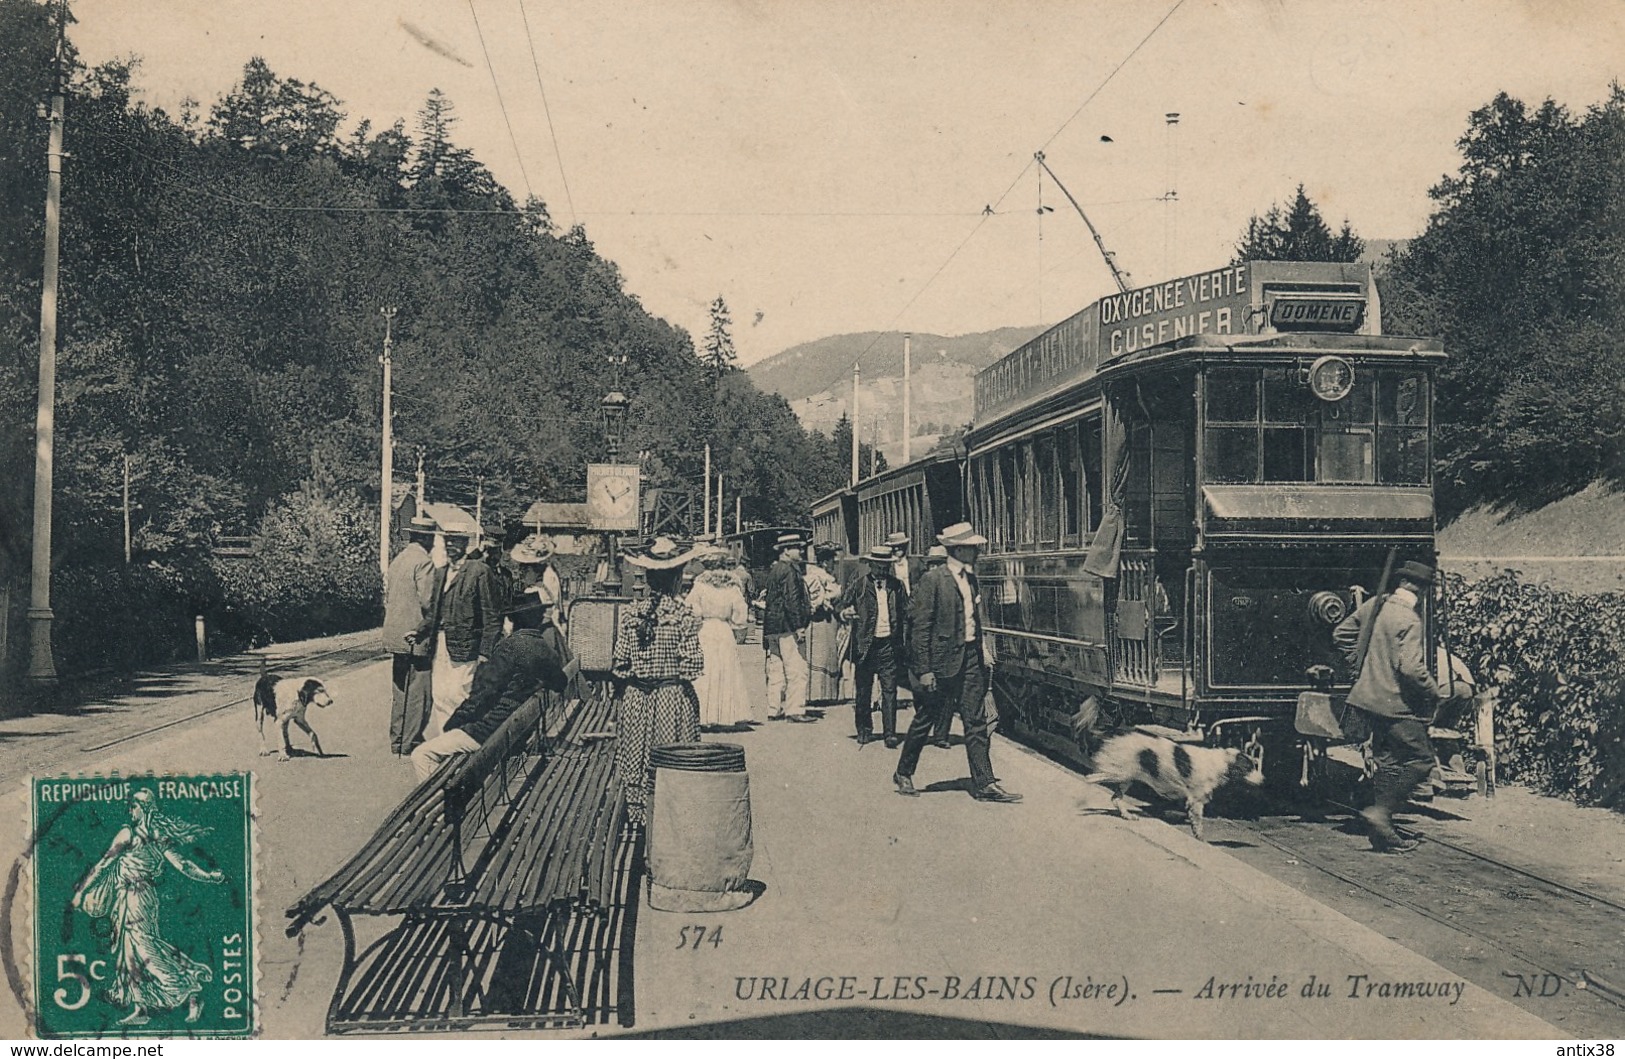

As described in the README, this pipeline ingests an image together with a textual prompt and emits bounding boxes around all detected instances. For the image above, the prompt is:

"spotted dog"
[252,674,335,761]
[1086,731,1261,840]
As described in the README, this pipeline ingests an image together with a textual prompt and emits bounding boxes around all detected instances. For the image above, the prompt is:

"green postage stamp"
[30,774,256,1038]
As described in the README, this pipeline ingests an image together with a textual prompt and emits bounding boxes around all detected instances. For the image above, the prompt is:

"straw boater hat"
[814,540,839,559]
[926,545,948,564]
[862,545,895,563]
[936,522,988,547]
[407,514,438,538]
[624,536,704,570]
[1396,560,1436,586]
[510,533,555,564]
[884,531,910,549]
[774,532,807,553]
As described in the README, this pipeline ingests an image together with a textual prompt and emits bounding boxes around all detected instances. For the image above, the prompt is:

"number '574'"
[676,925,723,950]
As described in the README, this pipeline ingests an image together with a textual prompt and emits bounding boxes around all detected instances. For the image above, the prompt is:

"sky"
[73,0,1625,376]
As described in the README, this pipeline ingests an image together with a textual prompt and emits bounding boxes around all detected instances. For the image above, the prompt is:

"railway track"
[78,640,387,754]
[1202,795,1625,1035]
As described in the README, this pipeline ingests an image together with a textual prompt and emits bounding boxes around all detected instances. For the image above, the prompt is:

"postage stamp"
[29,774,256,1039]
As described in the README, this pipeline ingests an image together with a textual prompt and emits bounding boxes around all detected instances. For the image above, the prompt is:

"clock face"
[598,475,634,516]
[587,464,640,530]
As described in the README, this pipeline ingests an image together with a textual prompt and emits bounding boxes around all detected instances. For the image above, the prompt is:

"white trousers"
[764,633,808,717]
[410,728,481,783]
[426,633,478,741]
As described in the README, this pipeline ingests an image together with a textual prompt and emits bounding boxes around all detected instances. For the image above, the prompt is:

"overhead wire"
[517,0,577,228]
[467,0,536,203]
[802,0,1188,400]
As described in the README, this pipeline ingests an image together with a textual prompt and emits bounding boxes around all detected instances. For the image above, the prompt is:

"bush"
[53,558,230,674]
[211,484,380,645]
[1444,572,1625,807]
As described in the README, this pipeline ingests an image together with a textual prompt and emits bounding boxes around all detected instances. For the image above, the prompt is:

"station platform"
[630,643,1557,1039]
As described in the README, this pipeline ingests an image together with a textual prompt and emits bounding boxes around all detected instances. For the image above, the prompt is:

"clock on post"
[586,463,641,532]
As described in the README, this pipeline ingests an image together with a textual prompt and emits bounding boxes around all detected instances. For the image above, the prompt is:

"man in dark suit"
[838,545,910,748]
[893,522,1021,803]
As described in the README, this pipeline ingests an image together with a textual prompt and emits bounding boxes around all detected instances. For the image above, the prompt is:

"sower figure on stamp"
[1333,560,1452,852]
[382,514,445,756]
[839,545,910,748]
[70,789,225,1026]
[762,532,814,722]
[893,522,1021,803]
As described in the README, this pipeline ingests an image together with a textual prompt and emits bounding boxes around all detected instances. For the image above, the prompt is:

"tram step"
[1133,723,1204,743]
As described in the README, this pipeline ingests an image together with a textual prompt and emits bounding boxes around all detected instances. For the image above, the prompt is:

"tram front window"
[1203,366,1428,486]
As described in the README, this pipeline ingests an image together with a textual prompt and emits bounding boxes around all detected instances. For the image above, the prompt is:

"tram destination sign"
[974,261,1376,422]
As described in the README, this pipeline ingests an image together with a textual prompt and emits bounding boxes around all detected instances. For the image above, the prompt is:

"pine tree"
[702,295,737,377]
[1234,185,1364,263]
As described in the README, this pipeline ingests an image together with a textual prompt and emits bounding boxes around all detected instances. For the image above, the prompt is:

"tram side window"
[1082,416,1104,533]
[998,448,1019,550]
[1317,374,1375,483]
[1017,440,1037,548]
[1059,424,1083,545]
[1035,433,1059,547]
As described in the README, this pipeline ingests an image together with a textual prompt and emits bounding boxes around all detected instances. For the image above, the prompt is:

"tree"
[702,295,737,378]
[1383,87,1625,517]
[1234,185,1365,263]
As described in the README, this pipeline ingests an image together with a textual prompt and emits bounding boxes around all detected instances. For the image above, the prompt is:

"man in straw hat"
[885,530,922,594]
[424,519,499,743]
[894,522,1021,802]
[1333,559,1446,852]
[761,532,814,721]
[411,588,577,782]
[382,514,445,756]
[838,545,910,747]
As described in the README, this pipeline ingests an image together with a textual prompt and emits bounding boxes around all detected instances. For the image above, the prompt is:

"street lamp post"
[600,357,631,593]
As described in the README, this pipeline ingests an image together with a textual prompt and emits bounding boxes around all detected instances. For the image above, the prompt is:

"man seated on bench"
[411,588,578,782]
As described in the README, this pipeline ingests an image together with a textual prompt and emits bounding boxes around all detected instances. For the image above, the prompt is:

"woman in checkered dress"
[614,539,706,826]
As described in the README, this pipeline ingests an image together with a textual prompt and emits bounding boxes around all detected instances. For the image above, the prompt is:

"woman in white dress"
[686,552,755,729]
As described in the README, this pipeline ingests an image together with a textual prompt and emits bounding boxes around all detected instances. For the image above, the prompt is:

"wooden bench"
[285,682,641,1033]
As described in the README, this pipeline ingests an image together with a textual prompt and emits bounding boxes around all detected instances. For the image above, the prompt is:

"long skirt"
[616,682,701,826]
[693,619,753,727]
[805,617,847,704]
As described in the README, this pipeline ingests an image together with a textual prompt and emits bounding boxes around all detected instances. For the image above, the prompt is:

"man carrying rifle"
[1333,560,1456,853]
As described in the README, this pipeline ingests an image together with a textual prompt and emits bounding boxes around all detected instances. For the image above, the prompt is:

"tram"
[820,260,1449,787]
[812,450,965,559]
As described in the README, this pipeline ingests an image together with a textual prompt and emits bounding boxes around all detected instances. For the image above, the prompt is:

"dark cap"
[1396,560,1435,586]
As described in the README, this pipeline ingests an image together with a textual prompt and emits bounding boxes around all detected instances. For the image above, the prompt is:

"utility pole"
[735,495,741,535]
[715,473,724,539]
[702,442,711,536]
[122,454,132,564]
[27,16,67,689]
[474,475,484,541]
[902,333,912,464]
[415,448,426,507]
[850,362,860,485]
[377,306,396,583]
[1165,112,1180,279]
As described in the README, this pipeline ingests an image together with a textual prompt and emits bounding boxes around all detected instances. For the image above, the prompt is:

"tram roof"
[814,448,960,508]
[969,330,1445,441]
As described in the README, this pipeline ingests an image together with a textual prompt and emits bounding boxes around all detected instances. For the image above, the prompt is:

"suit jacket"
[838,572,909,663]
[1335,593,1440,719]
[908,563,982,682]
[761,559,811,639]
[382,541,444,657]
[437,559,500,663]
[445,626,571,744]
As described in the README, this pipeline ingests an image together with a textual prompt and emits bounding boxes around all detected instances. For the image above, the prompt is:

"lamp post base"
[26,607,57,686]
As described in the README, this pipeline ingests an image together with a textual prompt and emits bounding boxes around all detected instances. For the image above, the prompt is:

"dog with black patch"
[252,673,335,761]
[1086,731,1262,840]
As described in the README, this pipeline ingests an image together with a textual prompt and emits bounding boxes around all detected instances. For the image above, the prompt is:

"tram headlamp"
[1307,356,1355,402]
[1307,590,1348,626]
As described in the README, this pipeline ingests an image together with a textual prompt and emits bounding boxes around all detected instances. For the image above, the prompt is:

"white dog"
[252,674,334,761]
[1087,731,1262,840]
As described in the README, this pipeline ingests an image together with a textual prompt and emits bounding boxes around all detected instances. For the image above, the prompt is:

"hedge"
[1444,572,1625,808]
